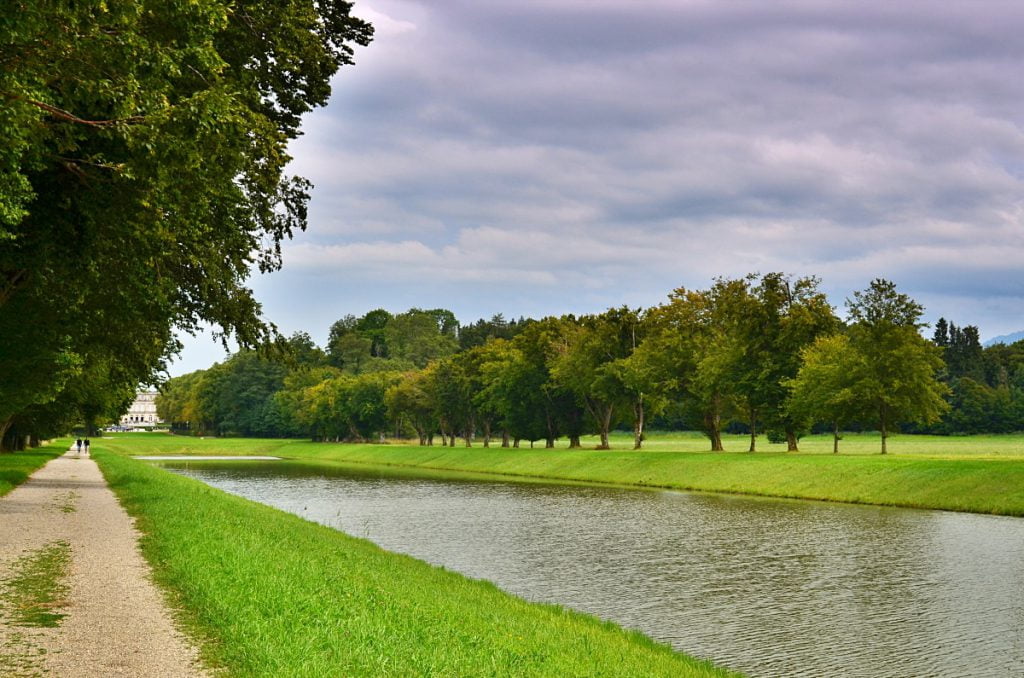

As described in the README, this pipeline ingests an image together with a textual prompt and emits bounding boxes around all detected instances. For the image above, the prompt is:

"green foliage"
[159,281,1019,452]
[787,334,860,451]
[384,309,459,368]
[639,287,734,450]
[384,370,438,444]
[458,313,532,350]
[739,274,839,449]
[326,308,459,372]
[0,445,63,497]
[549,308,646,449]
[472,339,548,445]
[841,280,950,452]
[0,0,372,447]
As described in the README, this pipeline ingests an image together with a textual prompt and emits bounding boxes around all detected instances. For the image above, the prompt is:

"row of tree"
[159,275,1024,454]
[0,2,373,450]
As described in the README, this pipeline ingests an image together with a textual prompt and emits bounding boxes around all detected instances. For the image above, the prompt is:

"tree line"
[156,275,1024,454]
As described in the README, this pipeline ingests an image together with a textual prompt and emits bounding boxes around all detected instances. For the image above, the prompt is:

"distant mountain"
[984,330,1024,347]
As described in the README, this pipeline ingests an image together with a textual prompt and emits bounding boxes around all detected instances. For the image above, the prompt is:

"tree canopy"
[0,1,372,448]
[155,280,1024,453]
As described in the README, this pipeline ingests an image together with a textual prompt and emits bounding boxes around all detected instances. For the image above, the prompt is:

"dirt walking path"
[0,447,208,676]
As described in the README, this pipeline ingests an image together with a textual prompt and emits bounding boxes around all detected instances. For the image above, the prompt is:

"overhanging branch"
[4,93,145,127]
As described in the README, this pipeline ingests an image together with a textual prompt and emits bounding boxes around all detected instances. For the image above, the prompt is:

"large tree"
[384,309,459,369]
[843,279,950,453]
[0,1,372,447]
[731,273,840,452]
[639,288,739,451]
[786,334,861,453]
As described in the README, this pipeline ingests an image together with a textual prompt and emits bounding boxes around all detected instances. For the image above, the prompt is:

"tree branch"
[0,269,28,308]
[3,93,145,127]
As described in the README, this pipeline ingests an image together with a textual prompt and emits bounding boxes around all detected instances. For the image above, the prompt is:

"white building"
[119,391,163,429]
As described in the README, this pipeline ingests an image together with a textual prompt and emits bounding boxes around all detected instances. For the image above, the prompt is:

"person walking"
[75,438,82,456]
[84,438,91,456]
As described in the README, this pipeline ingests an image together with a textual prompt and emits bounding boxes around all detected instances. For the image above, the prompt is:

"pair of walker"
[75,438,90,457]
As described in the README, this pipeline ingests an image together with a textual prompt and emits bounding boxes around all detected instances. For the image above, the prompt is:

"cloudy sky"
[173,0,1024,374]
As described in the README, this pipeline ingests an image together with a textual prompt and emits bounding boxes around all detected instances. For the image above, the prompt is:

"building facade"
[119,391,163,429]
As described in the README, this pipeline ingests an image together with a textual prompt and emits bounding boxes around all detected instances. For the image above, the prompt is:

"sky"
[171,0,1024,375]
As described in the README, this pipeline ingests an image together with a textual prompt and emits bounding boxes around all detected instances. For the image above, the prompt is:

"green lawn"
[100,431,1024,516]
[103,429,1024,458]
[92,445,736,677]
[0,440,66,498]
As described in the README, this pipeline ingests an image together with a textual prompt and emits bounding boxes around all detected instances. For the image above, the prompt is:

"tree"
[945,322,985,382]
[385,309,458,368]
[157,370,217,433]
[932,317,950,347]
[475,338,549,448]
[0,1,372,448]
[275,366,343,440]
[357,309,394,358]
[786,334,861,453]
[639,288,738,451]
[844,279,950,453]
[458,314,532,350]
[549,310,642,449]
[425,357,475,446]
[732,273,840,452]
[283,332,327,368]
[385,371,438,445]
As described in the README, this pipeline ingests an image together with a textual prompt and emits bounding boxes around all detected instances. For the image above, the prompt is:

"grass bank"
[0,441,66,498]
[92,444,735,677]
[102,432,1024,516]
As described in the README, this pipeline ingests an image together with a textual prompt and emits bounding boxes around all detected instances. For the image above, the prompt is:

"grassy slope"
[93,445,734,678]
[0,441,66,498]
[103,432,1024,516]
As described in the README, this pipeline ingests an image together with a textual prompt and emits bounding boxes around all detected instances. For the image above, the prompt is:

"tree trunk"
[513,437,520,448]
[633,396,645,450]
[705,411,724,451]
[569,434,581,449]
[0,418,12,452]
[501,430,510,448]
[880,409,888,454]
[545,437,555,448]
[597,405,613,449]
[463,427,472,447]
[748,407,757,452]
[833,421,840,454]
[482,420,491,448]
[786,428,799,452]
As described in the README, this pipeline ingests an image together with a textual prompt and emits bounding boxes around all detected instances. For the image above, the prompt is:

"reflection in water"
[165,460,1024,678]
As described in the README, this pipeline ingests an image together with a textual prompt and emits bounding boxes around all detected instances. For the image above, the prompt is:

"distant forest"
[157,275,1024,452]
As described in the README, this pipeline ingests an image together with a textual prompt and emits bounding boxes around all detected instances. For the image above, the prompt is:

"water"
[163,460,1024,677]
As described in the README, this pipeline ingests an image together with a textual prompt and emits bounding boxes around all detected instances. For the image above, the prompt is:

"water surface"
[163,459,1024,677]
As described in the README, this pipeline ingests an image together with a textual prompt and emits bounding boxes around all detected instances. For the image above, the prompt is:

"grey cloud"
[269,0,1024,341]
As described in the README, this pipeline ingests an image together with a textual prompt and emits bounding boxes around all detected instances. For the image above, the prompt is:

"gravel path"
[0,447,208,676]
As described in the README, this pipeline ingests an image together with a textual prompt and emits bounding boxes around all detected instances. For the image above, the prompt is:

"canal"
[161,459,1024,677]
